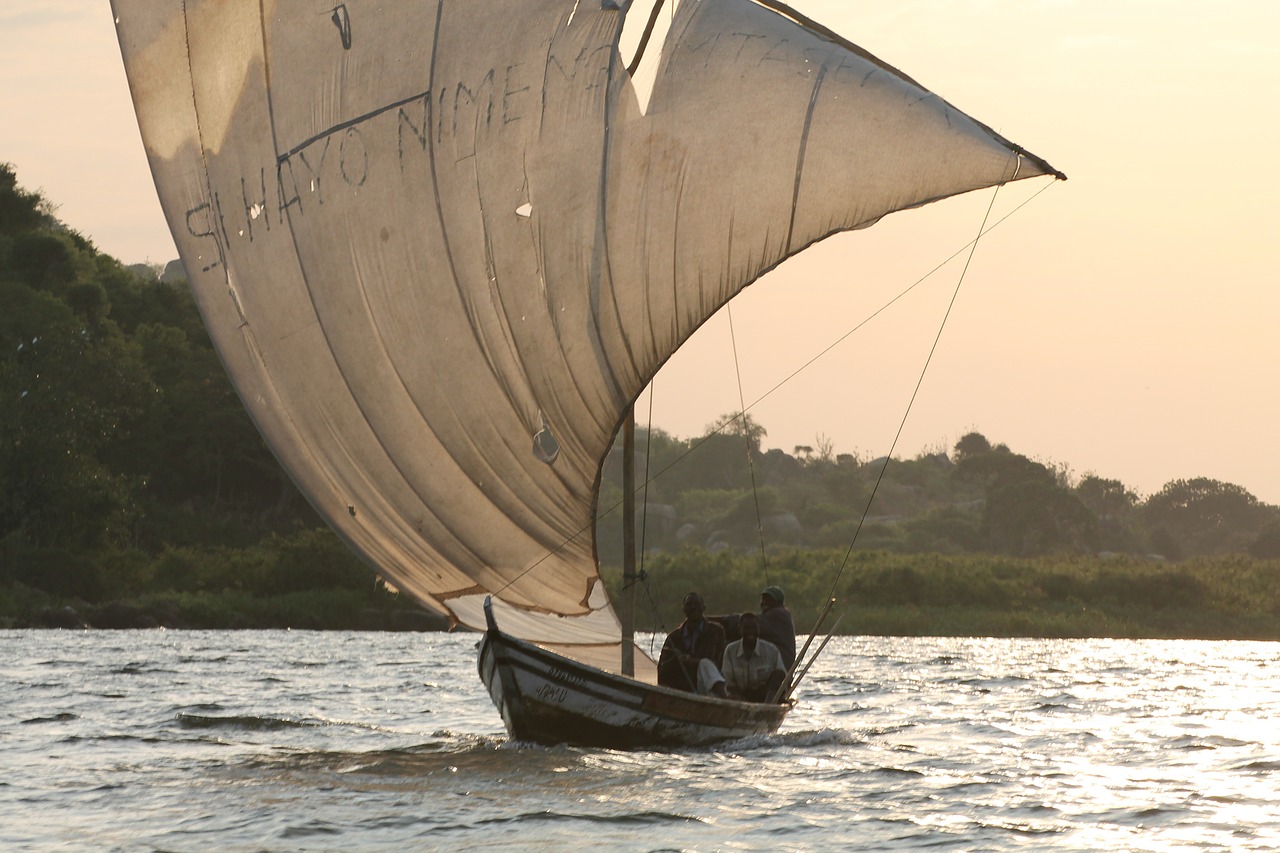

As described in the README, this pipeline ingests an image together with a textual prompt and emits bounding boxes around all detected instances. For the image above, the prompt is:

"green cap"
[761,585,785,604]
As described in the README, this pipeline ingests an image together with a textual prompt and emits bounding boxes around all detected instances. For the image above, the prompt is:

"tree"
[0,280,150,549]
[1249,519,1280,559]
[1140,478,1267,557]
[1075,474,1141,553]
[706,411,767,454]
[657,413,767,493]
[982,479,1098,556]
[953,442,1054,490]
[0,163,54,233]
[953,431,992,462]
[950,438,1100,556]
[1076,475,1138,519]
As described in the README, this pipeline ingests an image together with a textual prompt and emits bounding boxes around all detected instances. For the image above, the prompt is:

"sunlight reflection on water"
[2,631,1279,851]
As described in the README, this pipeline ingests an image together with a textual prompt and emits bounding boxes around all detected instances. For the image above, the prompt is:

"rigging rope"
[638,387,655,574]
[742,179,1056,417]
[637,383,670,650]
[625,0,668,77]
[821,180,1006,602]
[726,304,771,582]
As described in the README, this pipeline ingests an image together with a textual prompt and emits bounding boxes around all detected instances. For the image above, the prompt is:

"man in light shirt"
[721,611,786,703]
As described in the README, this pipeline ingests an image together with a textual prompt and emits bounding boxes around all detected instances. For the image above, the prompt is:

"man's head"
[760,585,785,610]
[683,591,705,621]
[739,611,759,643]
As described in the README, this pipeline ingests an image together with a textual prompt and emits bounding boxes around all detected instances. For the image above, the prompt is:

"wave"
[232,732,512,777]
[175,712,327,731]
[472,810,702,829]
[112,662,176,675]
[870,764,926,777]
[20,712,79,724]
[172,701,420,734]
[1166,734,1252,751]
[713,727,866,752]
[58,734,163,745]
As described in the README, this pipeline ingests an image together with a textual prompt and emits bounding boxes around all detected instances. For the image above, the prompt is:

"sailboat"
[113,0,1062,747]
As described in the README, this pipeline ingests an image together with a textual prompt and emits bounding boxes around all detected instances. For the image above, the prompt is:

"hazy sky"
[2,1,1278,503]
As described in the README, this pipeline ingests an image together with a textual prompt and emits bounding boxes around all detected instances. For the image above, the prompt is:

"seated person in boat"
[759,585,797,672]
[657,592,727,697]
[708,586,797,671]
[721,612,787,703]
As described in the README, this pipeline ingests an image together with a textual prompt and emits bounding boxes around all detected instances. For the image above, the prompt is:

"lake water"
[3,630,1279,851]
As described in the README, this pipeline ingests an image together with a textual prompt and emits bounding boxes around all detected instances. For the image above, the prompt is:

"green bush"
[2,546,106,601]
[256,529,369,595]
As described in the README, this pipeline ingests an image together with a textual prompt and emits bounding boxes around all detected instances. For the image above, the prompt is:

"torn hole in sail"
[516,203,533,217]
[618,0,678,116]
[532,413,560,464]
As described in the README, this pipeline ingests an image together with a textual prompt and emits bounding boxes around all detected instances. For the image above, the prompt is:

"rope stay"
[820,179,1007,604]
[726,304,771,583]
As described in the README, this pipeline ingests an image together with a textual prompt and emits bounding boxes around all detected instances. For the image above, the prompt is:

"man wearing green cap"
[759,585,796,671]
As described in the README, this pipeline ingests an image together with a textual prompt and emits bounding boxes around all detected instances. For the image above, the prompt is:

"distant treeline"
[2,163,1278,636]
[595,419,1280,565]
[602,550,1280,641]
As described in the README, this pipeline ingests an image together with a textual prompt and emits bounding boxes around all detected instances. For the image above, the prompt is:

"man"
[657,591,727,696]
[721,611,786,702]
[759,585,797,672]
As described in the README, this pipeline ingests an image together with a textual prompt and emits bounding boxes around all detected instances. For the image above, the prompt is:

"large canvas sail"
[113,0,1060,678]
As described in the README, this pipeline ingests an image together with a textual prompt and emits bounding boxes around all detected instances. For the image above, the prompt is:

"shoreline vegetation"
[6,546,1279,642]
[612,550,1280,643]
[3,166,1279,641]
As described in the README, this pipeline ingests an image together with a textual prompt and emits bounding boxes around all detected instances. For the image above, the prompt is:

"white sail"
[113,0,1059,677]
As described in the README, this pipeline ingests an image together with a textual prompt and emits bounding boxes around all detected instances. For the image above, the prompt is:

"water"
[3,631,1279,852]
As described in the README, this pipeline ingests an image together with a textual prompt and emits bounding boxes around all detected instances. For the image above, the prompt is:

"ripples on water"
[2,630,1279,851]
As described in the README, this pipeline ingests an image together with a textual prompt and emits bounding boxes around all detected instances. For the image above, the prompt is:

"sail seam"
[251,0,484,591]
[178,1,230,285]
[785,64,827,254]
[589,6,644,425]
[421,0,520,429]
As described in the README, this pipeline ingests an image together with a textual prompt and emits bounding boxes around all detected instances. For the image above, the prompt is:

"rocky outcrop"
[34,606,88,629]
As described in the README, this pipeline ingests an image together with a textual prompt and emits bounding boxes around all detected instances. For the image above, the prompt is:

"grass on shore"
[606,549,1280,641]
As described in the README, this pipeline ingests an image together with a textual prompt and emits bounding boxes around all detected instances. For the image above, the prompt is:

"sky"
[2,1,1278,503]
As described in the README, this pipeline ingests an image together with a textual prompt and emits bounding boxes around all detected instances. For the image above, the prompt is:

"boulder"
[35,606,87,629]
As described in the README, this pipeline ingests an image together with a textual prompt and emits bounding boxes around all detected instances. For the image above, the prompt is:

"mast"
[620,408,637,677]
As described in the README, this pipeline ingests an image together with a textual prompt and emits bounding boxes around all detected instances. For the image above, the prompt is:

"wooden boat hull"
[477,605,792,748]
